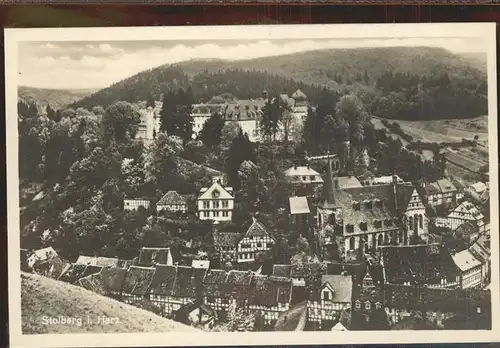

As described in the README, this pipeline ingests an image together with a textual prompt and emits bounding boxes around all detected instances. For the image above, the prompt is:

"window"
[408,216,413,230]
[257,242,262,248]
[346,224,354,233]
[213,201,220,209]
[359,222,368,231]
[385,219,392,226]
[203,201,209,209]
[365,302,371,310]
[323,291,330,301]
[310,175,316,181]
[241,243,251,249]
[203,212,209,217]
[349,237,355,250]
[376,200,383,209]
[374,220,382,228]
[222,201,229,208]
[222,211,229,217]
[355,300,361,309]
[365,201,372,209]
[353,202,360,210]
[419,215,423,228]
[214,211,219,217]
[302,176,307,181]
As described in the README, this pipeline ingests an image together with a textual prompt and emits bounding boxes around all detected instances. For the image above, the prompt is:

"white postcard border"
[5,23,499,347]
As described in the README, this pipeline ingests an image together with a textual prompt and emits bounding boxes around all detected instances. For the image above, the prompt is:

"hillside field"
[371,116,488,144]
[21,272,199,334]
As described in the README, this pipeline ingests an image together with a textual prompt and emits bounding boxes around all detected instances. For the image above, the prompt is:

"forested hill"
[71,46,486,112]
[19,86,98,112]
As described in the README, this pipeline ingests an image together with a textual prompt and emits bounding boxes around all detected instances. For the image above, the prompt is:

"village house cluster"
[23,143,491,331]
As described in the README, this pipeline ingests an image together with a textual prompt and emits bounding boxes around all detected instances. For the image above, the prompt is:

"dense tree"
[159,89,193,142]
[260,96,280,141]
[199,112,225,147]
[225,128,256,190]
[102,101,141,146]
[146,92,155,108]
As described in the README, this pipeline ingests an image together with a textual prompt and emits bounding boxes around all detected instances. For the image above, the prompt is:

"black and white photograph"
[5,23,499,347]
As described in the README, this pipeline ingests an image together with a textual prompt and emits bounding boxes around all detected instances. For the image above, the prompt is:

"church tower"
[317,153,338,229]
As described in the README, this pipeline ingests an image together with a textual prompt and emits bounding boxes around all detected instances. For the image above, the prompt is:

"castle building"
[317,157,428,261]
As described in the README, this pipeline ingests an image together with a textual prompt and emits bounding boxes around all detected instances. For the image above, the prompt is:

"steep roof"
[436,179,457,194]
[224,270,254,299]
[149,264,177,296]
[381,244,459,285]
[121,266,155,295]
[100,267,128,293]
[202,269,229,298]
[224,99,265,121]
[138,247,172,267]
[336,176,363,189]
[250,275,293,307]
[468,234,490,263]
[470,181,487,194]
[321,274,353,303]
[244,218,275,241]
[453,221,479,243]
[157,191,187,206]
[213,231,242,247]
[75,256,120,268]
[452,249,482,272]
[58,263,88,284]
[292,89,307,100]
[284,166,321,177]
[198,181,234,200]
[289,196,310,215]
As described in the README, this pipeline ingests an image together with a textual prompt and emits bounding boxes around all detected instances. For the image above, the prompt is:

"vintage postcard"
[5,23,499,347]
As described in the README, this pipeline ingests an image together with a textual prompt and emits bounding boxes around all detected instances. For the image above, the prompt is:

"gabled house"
[27,246,58,269]
[451,249,483,289]
[317,156,427,261]
[123,198,151,211]
[248,275,293,325]
[284,165,324,186]
[148,265,207,317]
[213,218,276,264]
[307,274,353,327]
[77,266,127,298]
[157,191,187,213]
[289,196,312,226]
[202,269,230,314]
[197,176,234,223]
[435,201,486,232]
[236,217,276,264]
[421,179,458,207]
[138,247,173,267]
[121,266,156,305]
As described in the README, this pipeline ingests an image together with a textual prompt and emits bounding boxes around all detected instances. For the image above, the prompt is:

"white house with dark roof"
[284,165,323,185]
[157,190,187,213]
[307,274,353,326]
[452,249,483,289]
[197,176,234,223]
[291,89,308,121]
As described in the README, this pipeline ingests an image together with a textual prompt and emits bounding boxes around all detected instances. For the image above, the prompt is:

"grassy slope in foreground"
[21,272,199,334]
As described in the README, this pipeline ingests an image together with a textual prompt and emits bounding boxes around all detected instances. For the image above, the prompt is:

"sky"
[18,37,487,90]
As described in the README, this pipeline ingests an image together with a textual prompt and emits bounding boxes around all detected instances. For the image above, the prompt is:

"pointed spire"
[321,147,336,209]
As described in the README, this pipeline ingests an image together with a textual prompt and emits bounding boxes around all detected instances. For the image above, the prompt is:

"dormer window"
[353,202,360,210]
[375,199,383,209]
[365,301,371,310]
[355,300,361,309]
[375,302,382,309]
[212,189,220,198]
[346,224,354,233]
[365,201,372,209]
[359,222,368,231]
[385,219,393,226]
[374,220,382,228]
